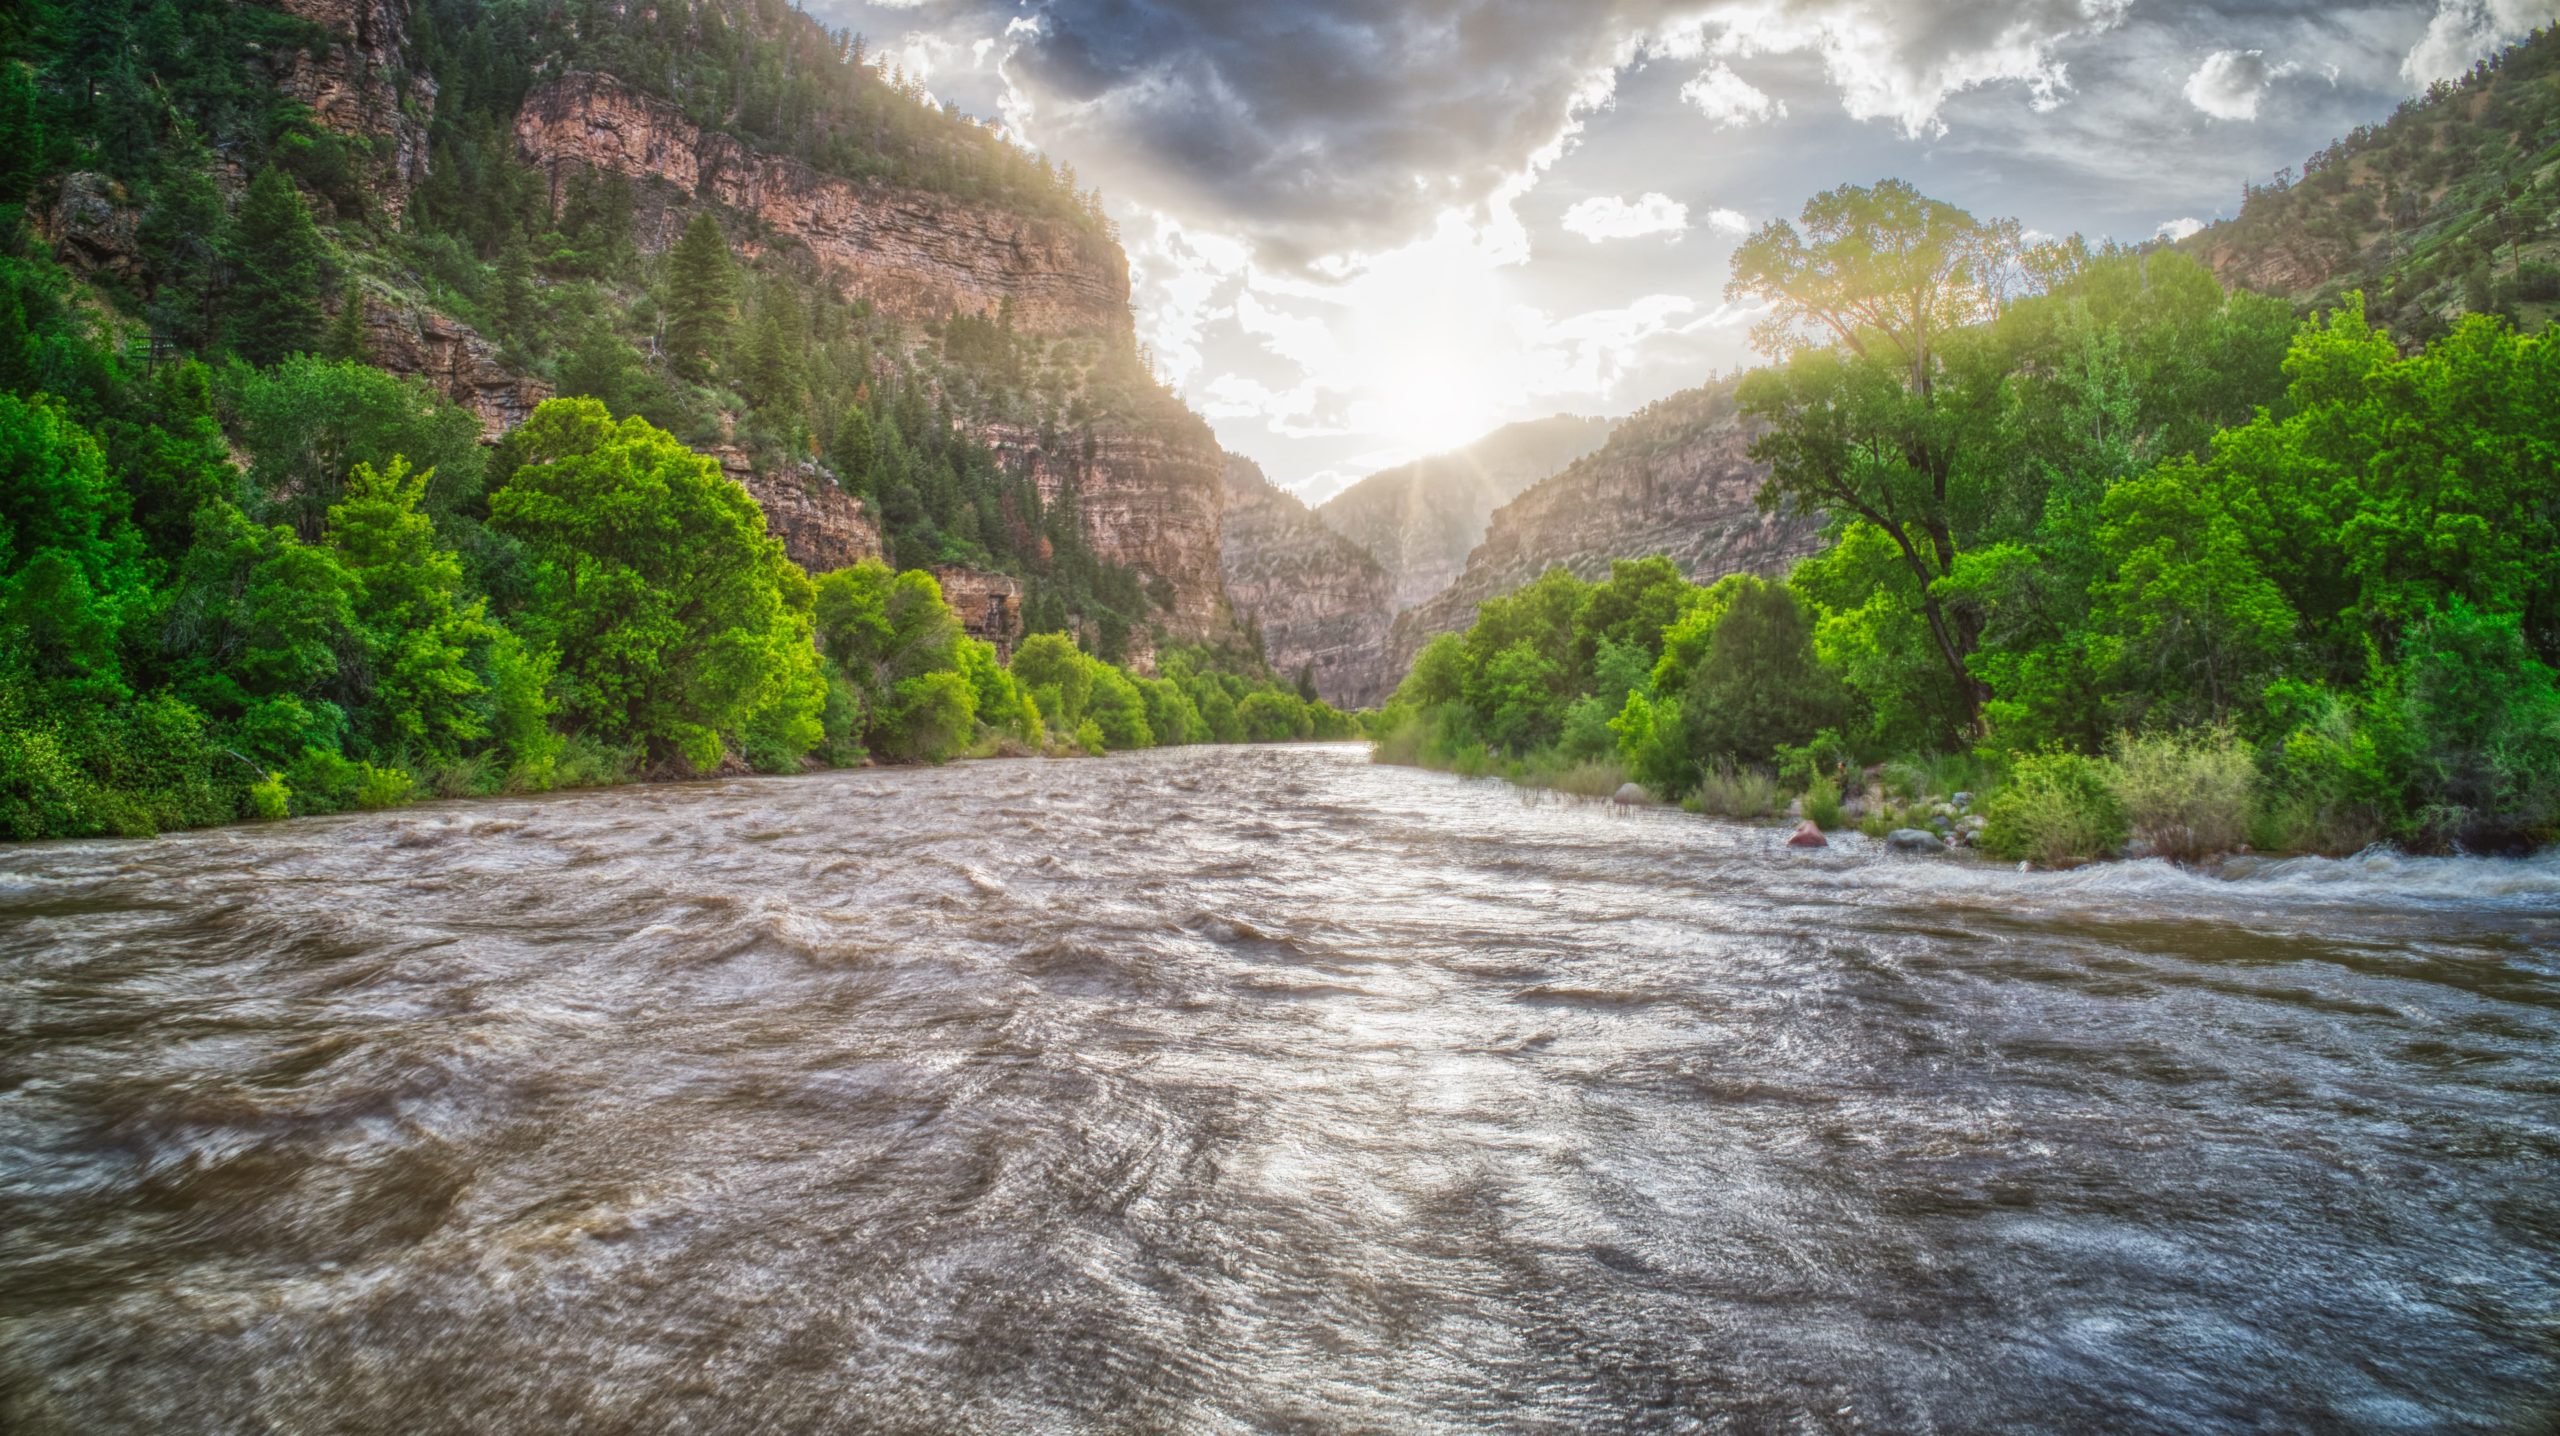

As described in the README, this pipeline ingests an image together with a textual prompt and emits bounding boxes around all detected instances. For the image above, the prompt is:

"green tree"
[223,168,332,366]
[1678,577,1845,770]
[488,398,821,765]
[664,211,737,382]
[323,456,496,760]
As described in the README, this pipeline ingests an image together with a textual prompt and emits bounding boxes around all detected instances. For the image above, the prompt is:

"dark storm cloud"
[998,1,1676,262]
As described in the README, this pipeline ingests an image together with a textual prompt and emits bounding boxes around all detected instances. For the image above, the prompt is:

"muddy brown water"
[3,744,2557,1433]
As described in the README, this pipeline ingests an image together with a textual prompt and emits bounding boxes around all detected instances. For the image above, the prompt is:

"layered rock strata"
[357,294,550,437]
[268,0,435,218]
[930,566,1026,661]
[515,73,1132,339]
[978,419,1236,642]
[706,448,886,575]
[1219,454,1395,707]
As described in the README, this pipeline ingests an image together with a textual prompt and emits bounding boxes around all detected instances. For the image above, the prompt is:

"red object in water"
[1786,821,1827,848]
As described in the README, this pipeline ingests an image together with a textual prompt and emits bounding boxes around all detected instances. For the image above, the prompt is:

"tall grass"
[1980,752,2126,866]
[2110,728,2256,862]
[1688,761,1780,818]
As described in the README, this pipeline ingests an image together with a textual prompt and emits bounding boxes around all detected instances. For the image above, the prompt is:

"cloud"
[975,0,2144,264]
[2182,48,2295,120]
[2401,0,2560,84]
[1562,192,1691,242]
[1704,207,1751,235]
[1682,62,1785,127]
[2155,216,2207,241]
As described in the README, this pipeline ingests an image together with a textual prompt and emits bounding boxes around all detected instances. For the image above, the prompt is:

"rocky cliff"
[268,0,435,219]
[515,73,1133,340]
[1384,382,1823,684]
[356,291,549,437]
[978,418,1236,642]
[1219,454,1395,707]
[1316,415,1612,611]
[706,448,886,576]
[931,565,1027,661]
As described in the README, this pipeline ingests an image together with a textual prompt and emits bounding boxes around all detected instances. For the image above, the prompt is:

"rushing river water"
[3,744,2557,1433]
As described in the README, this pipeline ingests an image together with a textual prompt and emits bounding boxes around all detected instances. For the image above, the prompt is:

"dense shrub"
[2108,728,2257,861]
[1981,752,2127,866]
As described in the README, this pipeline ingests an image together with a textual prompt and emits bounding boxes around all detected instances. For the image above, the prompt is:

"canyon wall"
[515,73,1133,341]
[1315,415,1611,611]
[1219,455,1395,708]
[705,448,886,576]
[1384,382,1824,683]
[358,292,550,437]
[269,0,435,219]
[978,418,1237,643]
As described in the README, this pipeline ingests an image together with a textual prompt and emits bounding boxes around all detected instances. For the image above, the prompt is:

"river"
[2,744,2556,1432]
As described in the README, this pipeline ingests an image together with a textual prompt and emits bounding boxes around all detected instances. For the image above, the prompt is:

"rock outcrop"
[1316,415,1612,611]
[1219,453,1395,707]
[267,0,435,219]
[1384,381,1823,684]
[356,293,549,437]
[37,173,141,282]
[706,447,886,575]
[931,565,1026,660]
[515,73,1132,340]
[978,417,1237,643]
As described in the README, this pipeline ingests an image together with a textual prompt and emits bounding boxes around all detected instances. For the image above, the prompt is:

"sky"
[809,0,2560,501]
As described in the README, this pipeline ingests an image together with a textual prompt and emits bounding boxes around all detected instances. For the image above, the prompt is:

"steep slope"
[235,0,1244,649]
[1219,455,1395,707]
[2175,28,2560,336]
[1385,382,1823,682]
[1315,415,1611,610]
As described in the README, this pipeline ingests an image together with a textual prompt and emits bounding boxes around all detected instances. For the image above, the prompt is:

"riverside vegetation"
[1374,180,2559,863]
[0,0,1351,842]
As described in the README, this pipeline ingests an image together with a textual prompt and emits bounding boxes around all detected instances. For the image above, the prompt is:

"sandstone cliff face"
[1316,415,1611,611]
[356,293,550,437]
[706,447,886,575]
[1219,454,1395,707]
[931,565,1026,660]
[978,417,1236,642]
[2188,233,2354,298]
[515,74,1132,340]
[267,0,434,219]
[1384,382,1823,684]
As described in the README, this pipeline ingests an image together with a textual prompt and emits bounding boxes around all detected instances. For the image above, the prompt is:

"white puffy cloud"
[2402,0,2560,85]
[2182,49,2295,120]
[2155,216,2207,241]
[1561,192,1692,242]
[1705,207,1751,235]
[1682,63,1786,127]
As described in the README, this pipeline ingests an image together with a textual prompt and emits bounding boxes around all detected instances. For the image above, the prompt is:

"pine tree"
[663,211,735,382]
[0,63,45,203]
[325,280,368,362]
[223,168,331,366]
[494,238,535,343]
[139,130,225,351]
[740,291,805,417]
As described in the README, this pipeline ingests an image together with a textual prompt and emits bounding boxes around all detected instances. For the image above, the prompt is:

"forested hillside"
[2182,24,2560,335]
[0,0,1343,841]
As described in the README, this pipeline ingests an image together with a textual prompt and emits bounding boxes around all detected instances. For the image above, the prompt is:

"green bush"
[248,772,291,821]
[2108,727,2256,861]
[1803,771,1844,829]
[1981,752,2127,865]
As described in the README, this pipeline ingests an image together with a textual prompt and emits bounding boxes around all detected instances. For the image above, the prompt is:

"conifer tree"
[324,280,368,362]
[494,238,535,343]
[740,291,805,417]
[139,130,225,352]
[223,168,331,366]
[664,211,736,382]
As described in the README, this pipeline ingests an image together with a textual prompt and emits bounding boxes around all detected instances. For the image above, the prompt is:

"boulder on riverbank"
[1886,828,1946,854]
[1786,821,1827,848]
[1612,783,1648,806]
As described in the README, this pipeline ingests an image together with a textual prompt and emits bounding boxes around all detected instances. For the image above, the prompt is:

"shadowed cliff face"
[980,421,1238,643]
[704,449,886,576]
[269,0,435,219]
[1315,415,1612,611]
[355,294,550,438]
[1219,455,1394,707]
[515,74,1135,342]
[1385,383,1824,684]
